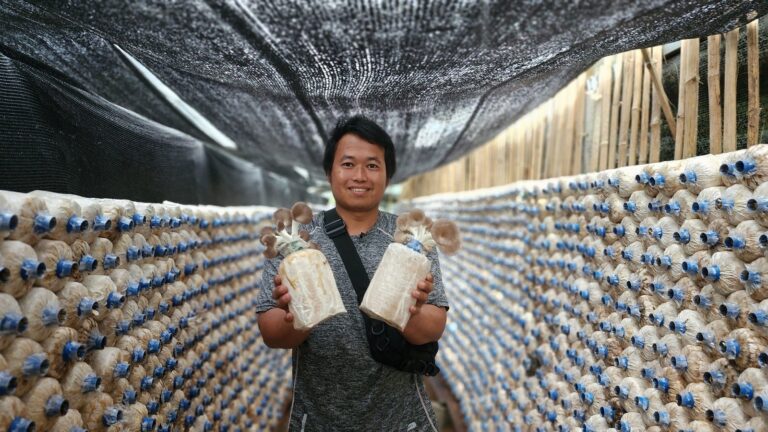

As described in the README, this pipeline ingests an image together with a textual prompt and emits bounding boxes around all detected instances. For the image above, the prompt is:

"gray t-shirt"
[255,210,450,431]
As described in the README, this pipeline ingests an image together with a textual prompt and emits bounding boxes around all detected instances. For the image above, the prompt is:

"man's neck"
[336,207,379,236]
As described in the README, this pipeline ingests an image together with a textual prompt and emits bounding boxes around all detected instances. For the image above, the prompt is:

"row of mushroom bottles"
[414,144,768,431]
[0,190,290,431]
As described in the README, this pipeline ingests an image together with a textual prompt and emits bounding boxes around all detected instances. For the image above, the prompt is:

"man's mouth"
[349,187,370,195]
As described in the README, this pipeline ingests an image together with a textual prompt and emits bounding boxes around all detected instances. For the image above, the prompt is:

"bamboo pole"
[650,46,662,162]
[484,142,492,187]
[608,53,623,169]
[747,20,761,147]
[708,34,723,154]
[638,47,652,164]
[559,93,569,176]
[572,74,587,174]
[561,86,576,176]
[641,48,676,139]
[674,39,688,160]
[597,58,613,170]
[534,116,543,180]
[536,114,546,179]
[496,134,507,185]
[512,129,519,183]
[683,38,700,159]
[520,126,527,181]
[723,27,739,152]
[523,122,531,180]
[628,49,644,165]
[545,101,556,178]
[588,89,602,172]
[617,51,635,167]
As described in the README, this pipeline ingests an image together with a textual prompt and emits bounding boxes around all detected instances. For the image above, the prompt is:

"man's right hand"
[273,275,295,324]
[258,274,311,349]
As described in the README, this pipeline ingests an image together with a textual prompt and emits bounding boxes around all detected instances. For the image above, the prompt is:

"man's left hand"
[409,273,433,316]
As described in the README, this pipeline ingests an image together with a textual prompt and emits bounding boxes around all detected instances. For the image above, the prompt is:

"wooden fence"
[401,16,763,199]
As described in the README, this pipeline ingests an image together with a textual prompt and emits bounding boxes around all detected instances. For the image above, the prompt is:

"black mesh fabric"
[0,52,310,205]
[0,1,766,203]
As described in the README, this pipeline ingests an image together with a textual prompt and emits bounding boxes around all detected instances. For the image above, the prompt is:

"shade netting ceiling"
[0,0,765,205]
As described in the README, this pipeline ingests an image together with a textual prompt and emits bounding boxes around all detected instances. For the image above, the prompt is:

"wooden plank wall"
[401,17,763,199]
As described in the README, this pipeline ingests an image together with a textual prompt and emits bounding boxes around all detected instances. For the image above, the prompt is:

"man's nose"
[352,166,367,181]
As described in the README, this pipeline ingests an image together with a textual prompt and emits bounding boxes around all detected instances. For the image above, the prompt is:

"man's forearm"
[402,305,447,345]
[258,308,311,349]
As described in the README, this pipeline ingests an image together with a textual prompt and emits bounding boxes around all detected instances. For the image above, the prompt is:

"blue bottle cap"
[33,213,56,234]
[114,362,130,378]
[79,255,97,272]
[117,216,135,232]
[93,215,111,231]
[0,212,18,231]
[22,353,49,376]
[102,406,123,426]
[20,259,45,280]
[103,254,120,270]
[8,417,34,432]
[678,391,695,408]
[82,373,101,392]
[721,338,741,359]
[0,371,17,396]
[44,394,68,417]
[62,341,85,362]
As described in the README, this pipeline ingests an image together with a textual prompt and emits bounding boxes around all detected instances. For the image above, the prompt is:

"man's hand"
[409,273,434,316]
[402,273,447,345]
[257,274,311,349]
[272,275,295,324]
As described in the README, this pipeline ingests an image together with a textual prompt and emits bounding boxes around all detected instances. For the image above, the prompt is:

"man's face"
[328,133,388,213]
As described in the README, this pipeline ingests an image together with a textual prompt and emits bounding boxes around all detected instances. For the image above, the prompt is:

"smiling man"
[255,115,449,431]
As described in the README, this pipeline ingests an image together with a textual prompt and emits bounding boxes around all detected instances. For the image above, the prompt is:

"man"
[255,115,449,431]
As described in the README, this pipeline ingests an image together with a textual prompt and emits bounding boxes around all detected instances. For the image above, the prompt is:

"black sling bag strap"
[323,208,440,376]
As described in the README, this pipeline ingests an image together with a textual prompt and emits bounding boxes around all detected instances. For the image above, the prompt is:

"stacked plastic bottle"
[0,191,291,431]
[411,144,768,431]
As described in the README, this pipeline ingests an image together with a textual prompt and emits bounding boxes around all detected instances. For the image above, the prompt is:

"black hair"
[323,115,396,181]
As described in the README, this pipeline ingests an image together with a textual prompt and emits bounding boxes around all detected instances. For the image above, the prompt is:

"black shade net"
[0,0,766,204]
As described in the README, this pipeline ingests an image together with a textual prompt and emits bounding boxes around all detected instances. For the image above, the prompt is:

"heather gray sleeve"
[426,249,449,310]
[255,256,282,313]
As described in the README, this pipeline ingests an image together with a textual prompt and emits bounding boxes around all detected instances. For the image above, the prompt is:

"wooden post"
[674,39,688,160]
[747,20,761,147]
[545,101,557,178]
[723,27,739,152]
[608,53,624,168]
[537,114,546,179]
[683,38,701,159]
[628,50,644,165]
[708,34,723,154]
[497,134,508,185]
[525,121,534,180]
[598,57,613,170]
[638,47,652,164]
[650,46,663,162]
[515,127,525,182]
[618,52,635,167]
[572,74,587,174]
[641,48,677,139]
[588,87,603,172]
[561,85,576,176]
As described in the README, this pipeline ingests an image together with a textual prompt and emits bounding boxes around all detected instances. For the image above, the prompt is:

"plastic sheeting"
[0,1,766,203]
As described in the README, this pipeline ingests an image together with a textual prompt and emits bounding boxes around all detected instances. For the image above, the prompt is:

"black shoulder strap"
[323,208,369,304]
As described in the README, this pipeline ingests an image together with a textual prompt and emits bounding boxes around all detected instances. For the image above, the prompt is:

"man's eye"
[368,164,379,169]
[341,162,353,168]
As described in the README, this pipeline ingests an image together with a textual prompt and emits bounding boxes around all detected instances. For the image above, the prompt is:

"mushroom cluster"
[260,202,316,259]
[394,209,460,256]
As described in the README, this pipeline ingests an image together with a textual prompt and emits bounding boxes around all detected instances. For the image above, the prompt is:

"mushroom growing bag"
[361,210,459,331]
[262,203,345,330]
